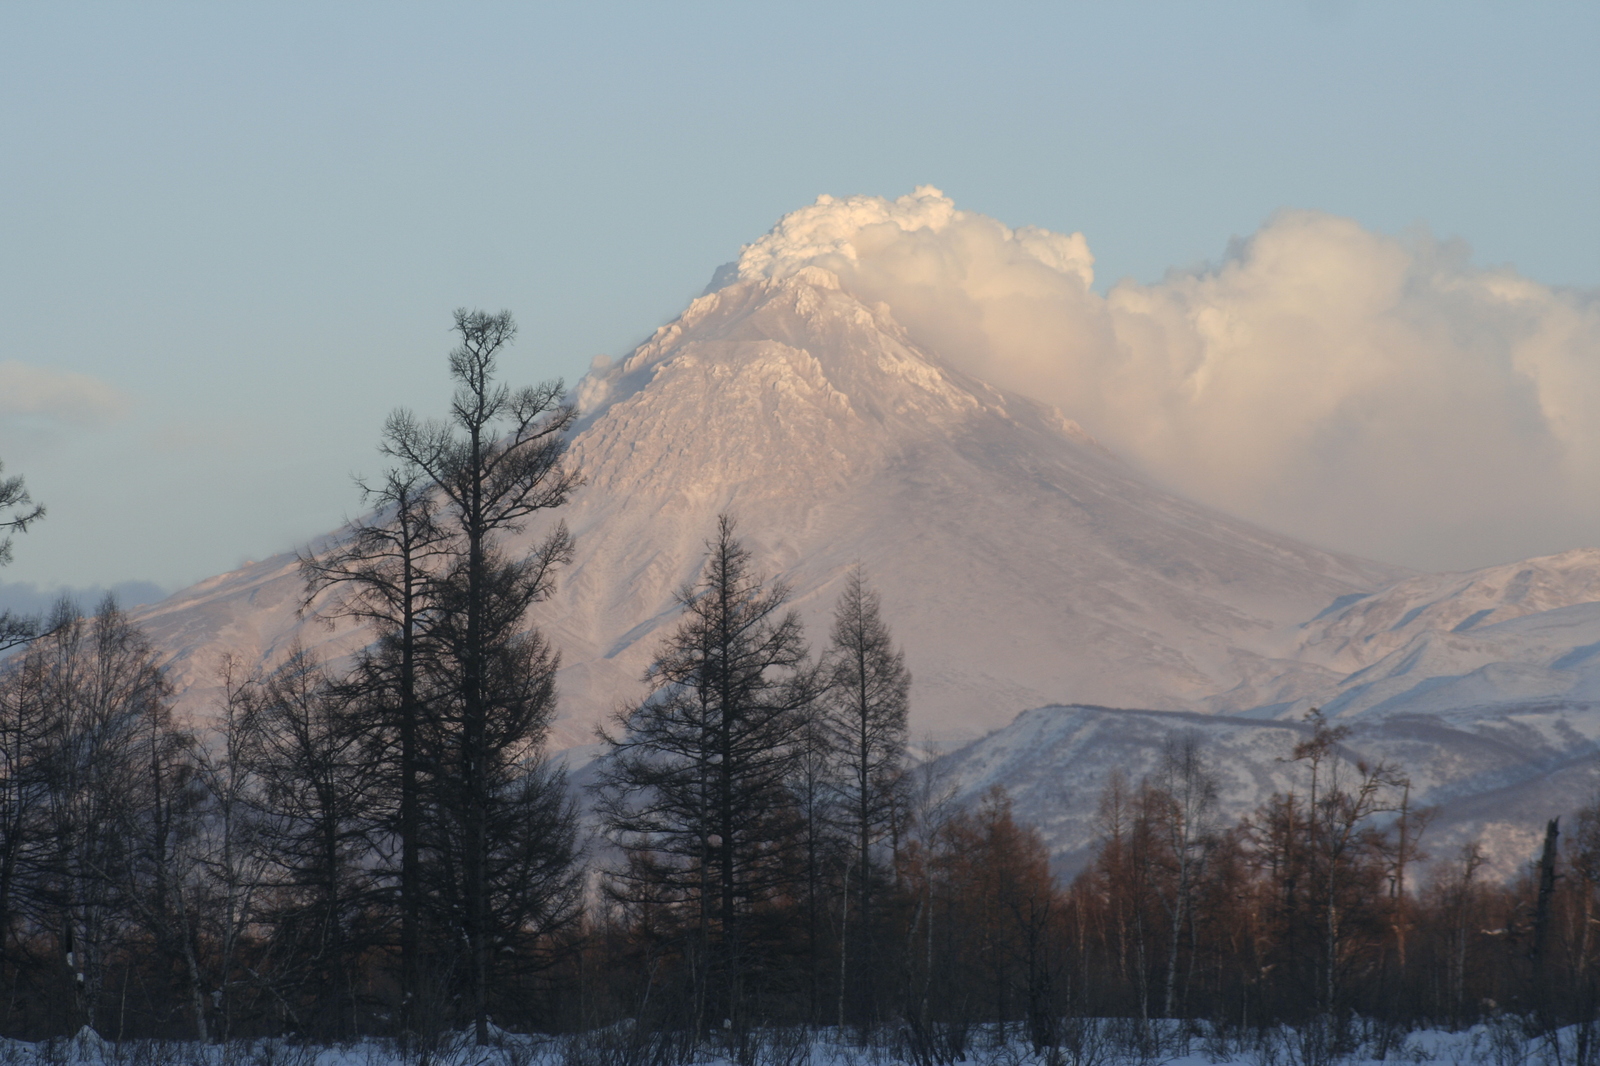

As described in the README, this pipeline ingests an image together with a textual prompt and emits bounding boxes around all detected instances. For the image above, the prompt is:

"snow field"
[3,1018,1593,1066]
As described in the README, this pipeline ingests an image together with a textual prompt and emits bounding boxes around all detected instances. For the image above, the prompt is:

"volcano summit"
[118,188,1600,875]
[135,195,1400,749]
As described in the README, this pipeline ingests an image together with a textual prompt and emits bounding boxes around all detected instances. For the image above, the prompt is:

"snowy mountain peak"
[519,264,1403,746]
[572,270,1002,474]
[129,242,1403,750]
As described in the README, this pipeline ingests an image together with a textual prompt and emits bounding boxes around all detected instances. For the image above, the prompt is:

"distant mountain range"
[0,579,168,615]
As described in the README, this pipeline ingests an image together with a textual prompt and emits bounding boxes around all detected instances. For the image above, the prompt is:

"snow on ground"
[4,1019,1595,1066]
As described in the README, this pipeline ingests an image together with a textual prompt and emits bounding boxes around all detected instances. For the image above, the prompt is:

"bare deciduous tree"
[32,598,174,1032]
[821,565,909,1026]
[1146,732,1219,1016]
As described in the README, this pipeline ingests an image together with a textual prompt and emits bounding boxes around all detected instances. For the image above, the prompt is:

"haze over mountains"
[123,189,1600,874]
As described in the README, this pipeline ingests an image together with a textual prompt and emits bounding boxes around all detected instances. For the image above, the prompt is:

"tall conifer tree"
[300,469,450,1027]
[596,516,812,1034]
[379,309,581,1043]
[302,309,582,1043]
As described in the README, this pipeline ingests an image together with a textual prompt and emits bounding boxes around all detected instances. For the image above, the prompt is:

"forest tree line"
[2,312,1600,1052]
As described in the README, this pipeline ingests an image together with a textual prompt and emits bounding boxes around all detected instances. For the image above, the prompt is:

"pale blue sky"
[1,2,1596,591]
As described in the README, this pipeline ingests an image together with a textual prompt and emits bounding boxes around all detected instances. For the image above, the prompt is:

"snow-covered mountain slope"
[1198,550,1600,723]
[134,264,1397,747]
[934,552,1600,878]
[526,269,1399,746]
[1301,551,1600,663]
[932,698,1600,880]
[131,549,369,733]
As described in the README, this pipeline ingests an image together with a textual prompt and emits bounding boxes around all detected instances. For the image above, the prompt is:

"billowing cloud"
[0,361,129,425]
[731,189,1600,570]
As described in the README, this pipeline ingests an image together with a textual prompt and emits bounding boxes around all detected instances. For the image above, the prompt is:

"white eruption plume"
[724,187,1600,570]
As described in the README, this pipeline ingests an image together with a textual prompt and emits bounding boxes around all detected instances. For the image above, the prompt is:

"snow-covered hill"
[930,698,1600,879]
[933,551,1600,877]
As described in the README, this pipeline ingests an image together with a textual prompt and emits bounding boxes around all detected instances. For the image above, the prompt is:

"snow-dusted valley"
[124,202,1600,884]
